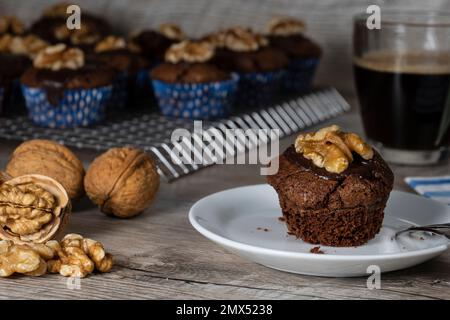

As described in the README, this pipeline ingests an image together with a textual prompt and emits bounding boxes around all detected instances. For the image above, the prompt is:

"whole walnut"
[84,147,160,218]
[6,140,85,200]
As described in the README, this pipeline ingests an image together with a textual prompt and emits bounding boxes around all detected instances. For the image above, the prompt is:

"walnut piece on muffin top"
[295,125,374,174]
[267,16,306,36]
[165,40,214,64]
[0,16,25,35]
[224,27,268,52]
[158,23,186,41]
[33,43,84,71]
[0,34,49,59]
[95,35,127,53]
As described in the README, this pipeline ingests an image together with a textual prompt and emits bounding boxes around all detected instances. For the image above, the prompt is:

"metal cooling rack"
[0,87,350,181]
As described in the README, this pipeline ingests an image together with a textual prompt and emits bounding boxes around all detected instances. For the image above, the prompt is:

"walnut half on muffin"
[268,125,394,247]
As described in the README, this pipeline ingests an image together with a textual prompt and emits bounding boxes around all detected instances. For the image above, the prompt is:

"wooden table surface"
[0,96,449,300]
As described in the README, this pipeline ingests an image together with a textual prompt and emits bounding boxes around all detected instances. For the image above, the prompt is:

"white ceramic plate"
[189,184,450,277]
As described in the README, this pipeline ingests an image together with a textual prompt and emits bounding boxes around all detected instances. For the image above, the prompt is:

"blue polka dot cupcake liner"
[235,70,285,108]
[107,71,129,109]
[21,85,112,128]
[152,74,239,120]
[283,58,319,92]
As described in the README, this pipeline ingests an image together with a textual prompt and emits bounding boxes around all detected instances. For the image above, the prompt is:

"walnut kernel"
[47,234,113,278]
[0,16,25,35]
[223,27,268,52]
[33,44,84,71]
[159,23,186,40]
[0,240,47,277]
[295,125,373,174]
[267,17,305,36]
[165,40,214,64]
[95,35,126,52]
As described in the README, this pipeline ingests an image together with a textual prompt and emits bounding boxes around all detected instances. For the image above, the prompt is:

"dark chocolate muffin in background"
[266,17,322,92]
[268,125,394,247]
[0,34,49,115]
[151,40,238,119]
[29,2,110,47]
[129,23,186,64]
[205,27,288,108]
[21,43,114,128]
[89,35,150,108]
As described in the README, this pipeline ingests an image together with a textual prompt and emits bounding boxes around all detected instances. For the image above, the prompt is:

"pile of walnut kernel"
[0,234,113,278]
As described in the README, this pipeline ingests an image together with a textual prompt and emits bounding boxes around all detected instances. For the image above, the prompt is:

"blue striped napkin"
[405,176,450,205]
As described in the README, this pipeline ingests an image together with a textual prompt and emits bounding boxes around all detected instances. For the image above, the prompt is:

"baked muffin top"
[21,44,114,89]
[214,46,288,73]
[129,23,186,62]
[266,17,321,58]
[151,40,230,83]
[86,36,149,74]
[151,62,229,83]
[205,27,288,73]
[29,3,110,45]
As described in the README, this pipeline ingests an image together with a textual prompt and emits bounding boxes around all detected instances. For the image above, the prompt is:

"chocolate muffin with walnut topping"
[129,23,187,64]
[151,40,238,119]
[266,17,321,92]
[29,2,110,47]
[268,125,394,247]
[89,36,150,109]
[0,34,49,115]
[21,44,114,128]
[205,27,288,108]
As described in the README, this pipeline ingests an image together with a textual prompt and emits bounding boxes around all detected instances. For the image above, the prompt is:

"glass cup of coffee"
[353,11,450,165]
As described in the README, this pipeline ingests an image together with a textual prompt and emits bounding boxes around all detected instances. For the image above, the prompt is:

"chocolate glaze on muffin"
[215,46,288,73]
[266,17,322,59]
[30,3,110,45]
[130,23,186,62]
[151,63,229,83]
[207,27,288,73]
[21,45,114,105]
[151,40,229,83]
[89,36,149,74]
[268,125,394,247]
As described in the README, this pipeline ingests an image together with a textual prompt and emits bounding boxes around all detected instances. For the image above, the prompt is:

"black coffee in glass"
[353,12,450,165]
[354,51,450,150]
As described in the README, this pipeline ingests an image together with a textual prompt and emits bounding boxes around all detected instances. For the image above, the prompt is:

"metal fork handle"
[396,223,450,240]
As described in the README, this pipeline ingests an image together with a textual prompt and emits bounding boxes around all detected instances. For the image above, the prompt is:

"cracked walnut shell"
[0,174,70,245]
[6,140,85,201]
[84,147,160,218]
[295,125,374,174]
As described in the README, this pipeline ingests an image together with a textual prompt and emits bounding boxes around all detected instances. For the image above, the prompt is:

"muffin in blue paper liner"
[151,40,238,119]
[283,58,319,92]
[92,36,156,109]
[266,17,322,93]
[206,27,288,108]
[20,44,115,128]
[21,85,112,128]
[235,70,285,108]
[152,73,239,120]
